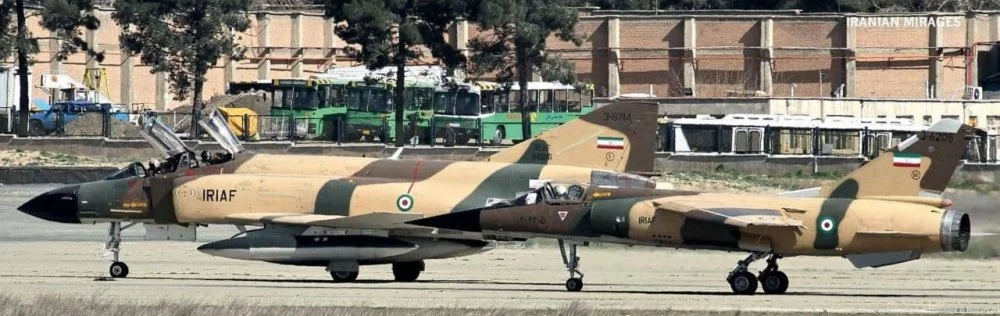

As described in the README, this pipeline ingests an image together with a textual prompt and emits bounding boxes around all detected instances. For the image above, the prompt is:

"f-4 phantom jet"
[18,101,658,282]
[410,119,976,294]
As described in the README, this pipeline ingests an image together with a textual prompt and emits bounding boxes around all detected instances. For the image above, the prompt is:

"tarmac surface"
[2,184,1000,314]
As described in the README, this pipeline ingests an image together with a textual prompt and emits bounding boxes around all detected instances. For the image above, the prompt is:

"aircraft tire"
[565,278,583,292]
[759,271,789,294]
[392,261,423,282]
[110,261,129,278]
[728,271,757,295]
[330,271,358,282]
[330,271,359,282]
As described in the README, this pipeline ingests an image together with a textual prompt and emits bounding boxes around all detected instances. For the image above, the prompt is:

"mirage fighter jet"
[410,119,976,294]
[17,101,658,282]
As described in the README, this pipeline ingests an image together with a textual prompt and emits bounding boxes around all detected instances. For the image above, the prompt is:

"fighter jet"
[17,101,658,282]
[409,119,976,294]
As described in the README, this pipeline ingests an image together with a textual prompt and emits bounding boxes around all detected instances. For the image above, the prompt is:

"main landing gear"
[558,239,584,292]
[726,251,789,295]
[105,222,138,278]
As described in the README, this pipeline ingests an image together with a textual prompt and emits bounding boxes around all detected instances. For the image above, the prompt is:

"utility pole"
[15,0,30,136]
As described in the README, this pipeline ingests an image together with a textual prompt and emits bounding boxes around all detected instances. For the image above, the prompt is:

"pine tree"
[112,0,252,136]
[467,0,582,141]
[325,0,469,147]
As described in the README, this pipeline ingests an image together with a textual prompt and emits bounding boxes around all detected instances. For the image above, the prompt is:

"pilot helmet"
[554,185,568,196]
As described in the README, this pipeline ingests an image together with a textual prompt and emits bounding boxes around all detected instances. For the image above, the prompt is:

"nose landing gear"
[558,239,584,292]
[104,222,137,278]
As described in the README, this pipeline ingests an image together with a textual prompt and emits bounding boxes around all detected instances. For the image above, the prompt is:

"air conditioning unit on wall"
[964,86,983,100]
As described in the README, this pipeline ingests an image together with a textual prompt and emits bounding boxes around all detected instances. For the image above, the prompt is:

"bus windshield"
[274,86,318,110]
[433,91,480,116]
[455,92,480,116]
[349,87,391,113]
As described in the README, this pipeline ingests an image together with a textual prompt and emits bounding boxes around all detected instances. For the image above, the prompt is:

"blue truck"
[28,100,130,136]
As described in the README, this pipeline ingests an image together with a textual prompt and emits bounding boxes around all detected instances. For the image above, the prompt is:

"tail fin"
[487,102,658,174]
[819,119,977,199]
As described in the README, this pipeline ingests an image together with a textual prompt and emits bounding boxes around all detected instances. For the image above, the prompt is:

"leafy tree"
[0,0,100,136]
[113,0,252,136]
[325,0,468,147]
[467,0,582,141]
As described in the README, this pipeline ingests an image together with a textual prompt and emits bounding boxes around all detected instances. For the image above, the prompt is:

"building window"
[987,115,1000,127]
[923,115,933,125]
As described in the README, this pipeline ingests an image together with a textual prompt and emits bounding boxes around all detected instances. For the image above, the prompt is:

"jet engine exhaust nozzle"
[940,209,971,252]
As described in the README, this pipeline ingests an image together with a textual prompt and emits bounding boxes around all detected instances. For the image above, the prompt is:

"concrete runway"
[3,184,1000,314]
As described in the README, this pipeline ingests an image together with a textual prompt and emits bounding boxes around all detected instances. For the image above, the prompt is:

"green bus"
[343,77,437,143]
[432,81,596,145]
[269,77,359,140]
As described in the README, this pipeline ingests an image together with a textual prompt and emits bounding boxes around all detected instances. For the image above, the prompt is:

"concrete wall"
[6,9,998,112]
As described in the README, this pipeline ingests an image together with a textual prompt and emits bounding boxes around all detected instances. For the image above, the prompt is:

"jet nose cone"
[17,185,81,224]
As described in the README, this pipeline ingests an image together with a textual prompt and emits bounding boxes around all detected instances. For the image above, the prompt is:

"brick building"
[8,7,1000,112]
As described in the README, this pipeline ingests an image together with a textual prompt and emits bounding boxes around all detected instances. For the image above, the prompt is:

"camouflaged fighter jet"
[17,101,658,282]
[410,119,976,294]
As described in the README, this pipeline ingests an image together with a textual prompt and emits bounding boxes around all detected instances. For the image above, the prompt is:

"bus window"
[317,86,329,108]
[406,88,432,111]
[418,88,434,110]
[530,90,543,112]
[273,88,287,108]
[863,134,876,157]
[749,130,762,152]
[507,90,520,112]
[734,130,749,153]
[877,133,890,151]
[369,89,391,112]
[456,91,480,116]
[348,89,365,111]
[435,91,459,114]
[568,90,582,112]
[481,91,495,114]
[553,90,568,112]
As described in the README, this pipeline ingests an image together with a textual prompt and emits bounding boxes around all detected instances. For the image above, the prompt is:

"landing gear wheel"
[109,261,129,278]
[558,239,585,292]
[726,251,768,295]
[392,261,424,282]
[728,271,758,295]
[330,270,359,282]
[565,278,583,292]
[759,271,789,294]
[104,222,136,278]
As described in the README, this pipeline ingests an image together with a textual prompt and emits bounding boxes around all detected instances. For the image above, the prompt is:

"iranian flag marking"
[597,136,625,149]
[892,152,922,168]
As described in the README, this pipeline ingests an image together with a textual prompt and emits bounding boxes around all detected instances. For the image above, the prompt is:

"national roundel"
[817,216,837,235]
[396,194,414,212]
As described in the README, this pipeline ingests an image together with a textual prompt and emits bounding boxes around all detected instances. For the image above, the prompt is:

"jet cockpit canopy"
[139,113,192,159]
[498,180,588,208]
[197,109,245,155]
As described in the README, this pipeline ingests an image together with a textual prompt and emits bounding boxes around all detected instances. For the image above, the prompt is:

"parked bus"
[431,81,596,145]
[343,77,437,143]
[660,114,996,162]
